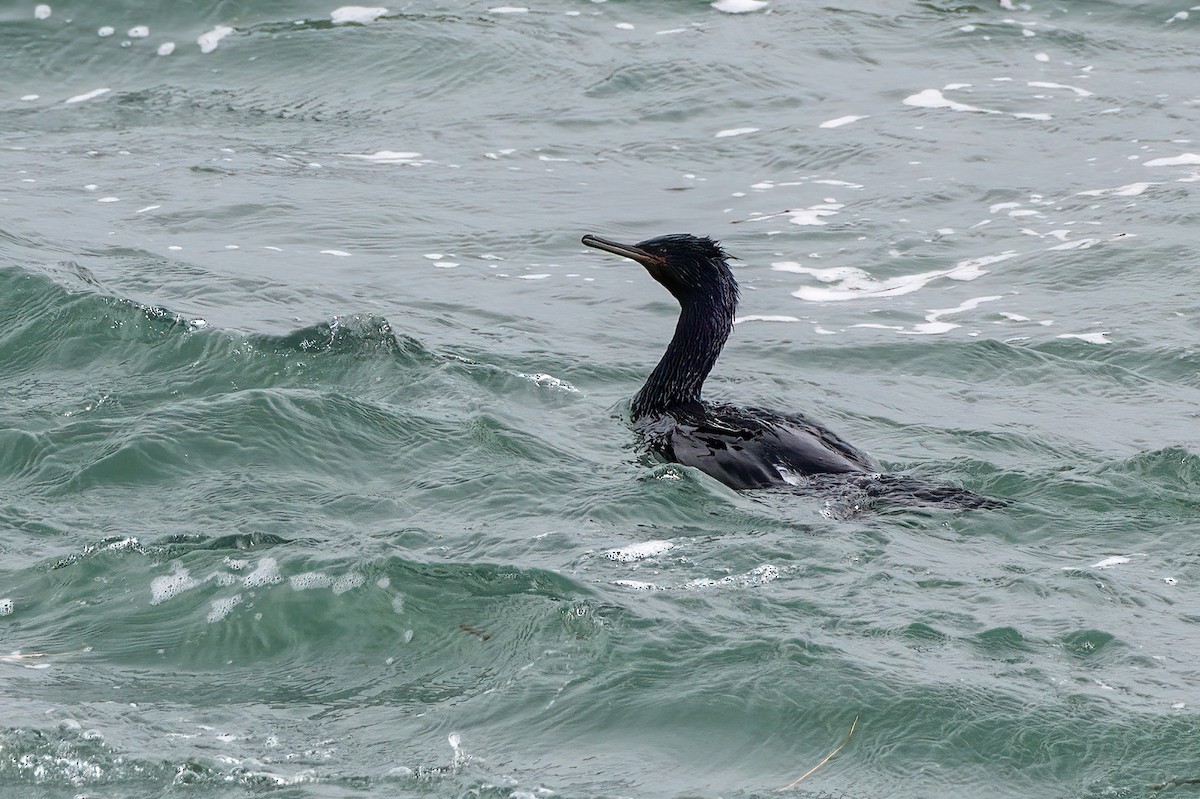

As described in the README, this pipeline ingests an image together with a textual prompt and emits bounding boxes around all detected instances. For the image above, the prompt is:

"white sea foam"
[331,572,365,595]
[605,540,673,562]
[1058,332,1111,344]
[320,249,351,257]
[734,315,802,324]
[35,4,51,19]
[207,595,242,623]
[150,566,202,604]
[97,196,119,203]
[198,26,233,54]
[289,572,334,590]
[157,42,175,55]
[21,94,38,101]
[904,88,1050,121]
[243,557,283,588]
[519,372,579,392]
[1047,238,1098,251]
[715,127,759,138]
[819,115,867,129]
[615,22,635,30]
[135,204,160,213]
[65,88,111,104]
[686,564,779,589]
[712,0,768,12]
[1077,182,1156,197]
[1144,153,1200,167]
[339,150,426,165]
[331,6,388,24]
[1027,80,1093,97]
[906,295,1003,335]
[778,252,1013,302]
[613,580,663,590]
[904,88,988,114]
[489,6,529,12]
[741,203,843,226]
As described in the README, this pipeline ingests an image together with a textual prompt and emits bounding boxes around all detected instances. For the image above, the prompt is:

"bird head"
[582,233,738,307]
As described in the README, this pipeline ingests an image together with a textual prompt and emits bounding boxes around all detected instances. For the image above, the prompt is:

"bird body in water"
[581,232,999,508]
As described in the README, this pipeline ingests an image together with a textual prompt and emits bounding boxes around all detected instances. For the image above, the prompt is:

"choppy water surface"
[2,0,1199,796]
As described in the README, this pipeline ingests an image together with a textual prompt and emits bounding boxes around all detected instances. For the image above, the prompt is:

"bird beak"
[581,234,662,267]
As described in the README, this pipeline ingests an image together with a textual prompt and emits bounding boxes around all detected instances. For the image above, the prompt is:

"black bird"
[582,232,1000,508]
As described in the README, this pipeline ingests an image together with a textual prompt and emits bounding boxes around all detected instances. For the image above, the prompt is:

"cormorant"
[582,232,1000,508]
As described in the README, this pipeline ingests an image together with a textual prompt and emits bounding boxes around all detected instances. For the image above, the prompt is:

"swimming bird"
[582,232,999,507]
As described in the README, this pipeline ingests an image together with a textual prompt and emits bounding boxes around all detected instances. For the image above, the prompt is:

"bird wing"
[640,404,875,489]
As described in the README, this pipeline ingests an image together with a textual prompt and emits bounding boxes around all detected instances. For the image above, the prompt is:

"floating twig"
[776,714,860,792]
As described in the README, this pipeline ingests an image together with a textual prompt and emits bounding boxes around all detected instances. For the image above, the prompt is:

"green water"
[2,1,1199,797]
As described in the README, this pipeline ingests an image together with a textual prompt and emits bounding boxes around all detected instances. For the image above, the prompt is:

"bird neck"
[632,293,734,419]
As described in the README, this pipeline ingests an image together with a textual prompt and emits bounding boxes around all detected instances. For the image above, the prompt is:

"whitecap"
[1057,332,1111,344]
[612,580,663,590]
[1144,153,1200,167]
[605,540,673,562]
[243,557,283,588]
[150,565,202,604]
[714,127,759,138]
[1027,80,1093,97]
[712,0,768,12]
[331,6,388,24]
[518,372,579,392]
[819,115,867,129]
[198,26,234,54]
[339,150,426,165]
[65,88,111,104]
[207,595,242,623]
[35,4,51,19]
[1076,182,1155,197]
